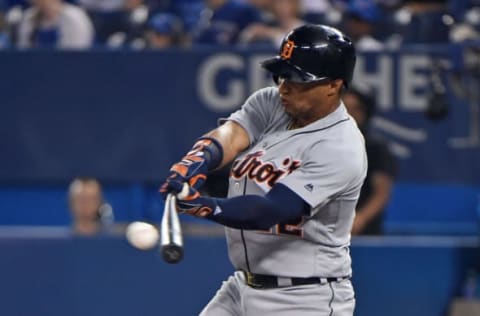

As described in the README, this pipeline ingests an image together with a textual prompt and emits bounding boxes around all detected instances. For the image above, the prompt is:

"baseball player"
[161,24,367,315]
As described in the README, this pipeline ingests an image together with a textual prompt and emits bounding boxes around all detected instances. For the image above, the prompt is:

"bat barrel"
[160,194,184,263]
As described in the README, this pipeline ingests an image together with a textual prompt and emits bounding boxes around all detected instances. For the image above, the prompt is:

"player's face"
[70,182,102,221]
[278,78,343,122]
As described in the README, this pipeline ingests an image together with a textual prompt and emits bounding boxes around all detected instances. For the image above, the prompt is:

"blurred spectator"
[246,0,274,23]
[343,88,397,235]
[2,0,28,9]
[144,13,183,49]
[2,2,25,46]
[343,0,384,51]
[0,1,9,48]
[301,0,332,24]
[246,0,270,11]
[78,0,130,43]
[449,0,480,21]
[164,0,204,33]
[240,0,304,46]
[450,7,480,43]
[17,0,94,49]
[78,0,125,15]
[193,0,261,45]
[376,0,402,8]
[123,0,149,37]
[69,177,108,236]
[392,0,451,45]
[463,6,480,33]
[105,0,150,48]
[301,0,331,14]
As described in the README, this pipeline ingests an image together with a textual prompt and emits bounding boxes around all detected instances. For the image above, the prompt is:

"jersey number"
[261,217,304,237]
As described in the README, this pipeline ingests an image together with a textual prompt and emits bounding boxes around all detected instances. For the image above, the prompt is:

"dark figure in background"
[396,0,450,44]
[161,0,204,34]
[144,13,183,49]
[0,2,8,48]
[78,0,136,44]
[343,88,397,235]
[68,177,111,235]
[343,0,384,51]
[240,0,304,46]
[193,0,261,45]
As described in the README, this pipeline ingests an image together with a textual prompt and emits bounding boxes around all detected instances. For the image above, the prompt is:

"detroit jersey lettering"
[223,87,367,278]
[231,151,301,188]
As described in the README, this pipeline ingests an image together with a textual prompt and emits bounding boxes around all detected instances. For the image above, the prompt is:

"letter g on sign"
[197,53,245,112]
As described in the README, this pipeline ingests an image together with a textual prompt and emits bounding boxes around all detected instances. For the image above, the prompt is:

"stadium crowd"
[0,0,478,50]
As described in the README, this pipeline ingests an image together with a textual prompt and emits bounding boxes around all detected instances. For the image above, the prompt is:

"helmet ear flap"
[272,75,280,85]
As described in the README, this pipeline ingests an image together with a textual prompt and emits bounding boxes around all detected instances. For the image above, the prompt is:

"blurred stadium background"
[1,0,480,315]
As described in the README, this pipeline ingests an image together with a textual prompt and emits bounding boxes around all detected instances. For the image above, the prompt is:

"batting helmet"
[261,24,356,87]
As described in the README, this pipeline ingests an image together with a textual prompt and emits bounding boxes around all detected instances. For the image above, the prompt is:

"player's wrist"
[165,137,224,193]
[194,137,224,171]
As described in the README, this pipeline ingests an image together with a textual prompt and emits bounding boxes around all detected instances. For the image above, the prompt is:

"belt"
[243,271,350,289]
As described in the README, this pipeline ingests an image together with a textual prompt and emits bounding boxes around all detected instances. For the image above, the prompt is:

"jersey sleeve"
[278,142,366,214]
[219,87,278,145]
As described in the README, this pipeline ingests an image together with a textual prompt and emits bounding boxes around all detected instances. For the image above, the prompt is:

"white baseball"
[126,221,159,250]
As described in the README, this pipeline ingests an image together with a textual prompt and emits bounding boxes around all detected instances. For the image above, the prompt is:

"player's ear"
[327,79,343,96]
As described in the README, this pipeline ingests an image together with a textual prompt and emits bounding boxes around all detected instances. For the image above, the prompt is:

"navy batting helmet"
[261,24,356,87]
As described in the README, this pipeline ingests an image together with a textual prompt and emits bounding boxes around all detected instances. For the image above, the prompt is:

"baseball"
[126,221,159,250]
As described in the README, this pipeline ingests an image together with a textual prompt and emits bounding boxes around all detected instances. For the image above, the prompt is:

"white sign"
[197,53,432,113]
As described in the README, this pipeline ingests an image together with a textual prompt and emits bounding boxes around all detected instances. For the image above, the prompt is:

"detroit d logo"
[280,40,295,59]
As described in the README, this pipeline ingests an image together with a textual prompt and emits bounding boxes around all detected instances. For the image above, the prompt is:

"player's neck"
[290,101,341,129]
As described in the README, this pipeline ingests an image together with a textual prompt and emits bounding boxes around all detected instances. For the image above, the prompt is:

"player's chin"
[284,106,299,118]
[282,102,296,115]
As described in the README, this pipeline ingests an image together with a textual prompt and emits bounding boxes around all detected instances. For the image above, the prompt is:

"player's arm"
[204,121,250,168]
[160,121,250,198]
[168,181,309,230]
[212,185,310,229]
[160,87,275,198]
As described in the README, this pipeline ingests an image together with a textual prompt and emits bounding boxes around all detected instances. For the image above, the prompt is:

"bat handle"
[160,194,184,264]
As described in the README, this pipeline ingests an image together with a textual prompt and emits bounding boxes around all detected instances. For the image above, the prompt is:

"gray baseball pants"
[200,271,355,316]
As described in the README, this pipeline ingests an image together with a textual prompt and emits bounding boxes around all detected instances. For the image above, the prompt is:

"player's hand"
[159,139,212,200]
[166,180,216,218]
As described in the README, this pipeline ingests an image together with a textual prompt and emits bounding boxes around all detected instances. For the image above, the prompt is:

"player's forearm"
[205,184,309,230]
[205,121,250,168]
[208,196,282,230]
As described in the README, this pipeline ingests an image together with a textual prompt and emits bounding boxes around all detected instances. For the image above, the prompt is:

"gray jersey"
[222,87,367,278]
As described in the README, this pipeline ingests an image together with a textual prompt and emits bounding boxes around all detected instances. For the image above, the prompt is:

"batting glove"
[160,137,223,200]
[166,180,217,218]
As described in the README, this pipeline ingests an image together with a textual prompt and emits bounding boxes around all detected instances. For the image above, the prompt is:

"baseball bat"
[160,193,184,264]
